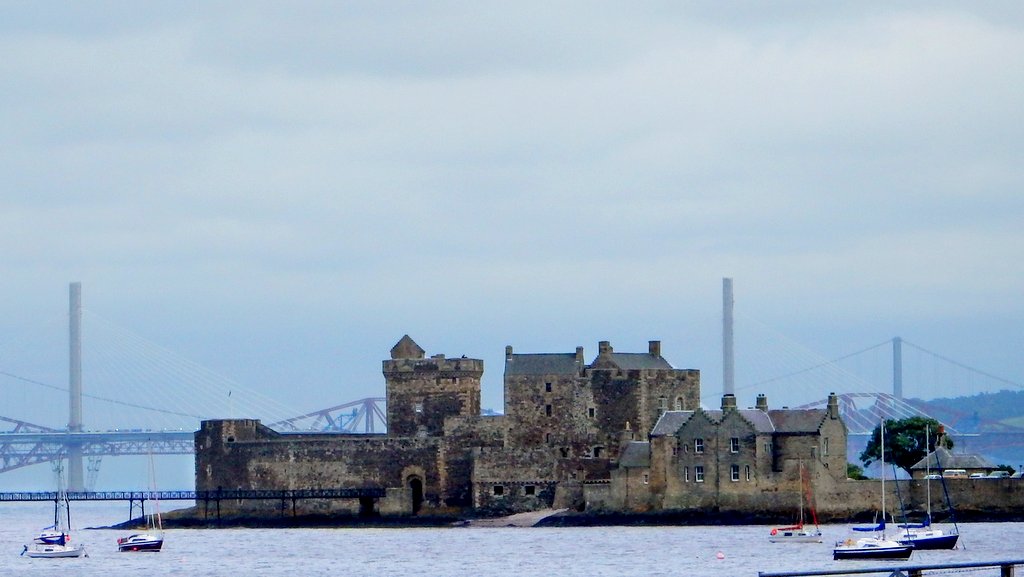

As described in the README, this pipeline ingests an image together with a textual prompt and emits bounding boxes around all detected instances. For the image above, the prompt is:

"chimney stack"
[756,394,768,412]
[648,340,661,358]
[721,393,737,412]
[827,392,840,419]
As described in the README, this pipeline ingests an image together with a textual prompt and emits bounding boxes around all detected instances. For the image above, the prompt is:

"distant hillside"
[909,389,1024,432]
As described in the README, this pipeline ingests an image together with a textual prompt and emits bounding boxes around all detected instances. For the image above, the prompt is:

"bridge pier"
[67,282,85,492]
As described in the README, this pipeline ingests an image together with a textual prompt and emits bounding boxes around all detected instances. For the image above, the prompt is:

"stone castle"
[197,334,1024,518]
[196,336,881,520]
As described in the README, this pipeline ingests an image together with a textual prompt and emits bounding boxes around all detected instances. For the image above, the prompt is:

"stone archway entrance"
[408,477,424,514]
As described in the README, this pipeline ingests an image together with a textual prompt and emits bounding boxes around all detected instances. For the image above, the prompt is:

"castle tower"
[383,335,483,438]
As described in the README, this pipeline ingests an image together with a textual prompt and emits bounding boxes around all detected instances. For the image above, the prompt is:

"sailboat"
[117,453,164,552]
[769,460,822,543]
[833,421,914,560]
[22,462,87,559]
[897,426,959,550]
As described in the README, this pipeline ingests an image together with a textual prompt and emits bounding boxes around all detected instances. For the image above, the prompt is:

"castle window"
[675,397,684,410]
[560,447,569,458]
[545,382,552,392]
[695,466,705,483]
[764,441,773,454]
[588,407,595,418]
[493,485,504,496]
[659,396,667,410]
[545,433,551,444]
[643,473,649,485]
[730,437,740,453]
[413,402,423,414]
[451,377,458,384]
[695,438,704,454]
[672,445,679,457]
[745,465,752,481]
[525,485,536,496]
[593,446,603,458]
[545,404,552,417]
[684,466,690,482]
[731,464,740,482]
[226,436,235,443]
[823,437,830,456]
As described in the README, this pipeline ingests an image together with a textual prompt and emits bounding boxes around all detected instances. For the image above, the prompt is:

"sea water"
[1,502,1021,577]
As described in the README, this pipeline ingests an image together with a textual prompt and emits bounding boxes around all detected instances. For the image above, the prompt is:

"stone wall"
[384,355,483,438]
[195,419,443,516]
[504,372,596,452]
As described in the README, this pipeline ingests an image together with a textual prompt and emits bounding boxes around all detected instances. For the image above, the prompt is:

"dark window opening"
[525,485,536,496]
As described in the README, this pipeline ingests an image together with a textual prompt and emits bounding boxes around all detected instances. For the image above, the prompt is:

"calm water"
[2,502,1022,576]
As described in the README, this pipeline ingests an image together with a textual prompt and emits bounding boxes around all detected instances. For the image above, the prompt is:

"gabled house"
[594,392,847,513]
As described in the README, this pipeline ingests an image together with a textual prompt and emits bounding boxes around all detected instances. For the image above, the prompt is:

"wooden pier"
[0,488,388,522]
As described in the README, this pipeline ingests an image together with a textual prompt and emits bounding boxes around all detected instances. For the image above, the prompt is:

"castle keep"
[194,336,851,518]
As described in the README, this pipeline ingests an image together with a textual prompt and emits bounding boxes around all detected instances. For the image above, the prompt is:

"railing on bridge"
[759,559,1022,577]
[0,487,391,523]
[0,488,388,502]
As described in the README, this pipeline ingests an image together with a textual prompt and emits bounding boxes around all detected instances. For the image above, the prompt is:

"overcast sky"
[2,1,1023,464]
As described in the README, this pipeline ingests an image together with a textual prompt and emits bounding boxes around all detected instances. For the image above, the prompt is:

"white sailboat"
[769,460,822,543]
[833,421,913,560]
[22,462,87,559]
[897,426,959,550]
[118,453,164,552]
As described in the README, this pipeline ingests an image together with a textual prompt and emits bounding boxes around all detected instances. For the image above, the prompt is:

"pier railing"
[760,559,1023,577]
[0,488,386,502]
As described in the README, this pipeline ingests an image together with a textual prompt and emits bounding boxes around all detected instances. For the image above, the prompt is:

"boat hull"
[898,532,959,550]
[118,535,164,552]
[24,545,87,558]
[769,531,823,543]
[833,544,913,560]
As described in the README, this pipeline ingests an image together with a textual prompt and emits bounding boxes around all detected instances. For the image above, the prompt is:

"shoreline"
[93,507,1024,530]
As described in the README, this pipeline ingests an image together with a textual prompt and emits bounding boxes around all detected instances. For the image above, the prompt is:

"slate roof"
[505,353,580,376]
[390,335,425,359]
[767,409,827,434]
[910,446,995,471]
[736,409,776,434]
[651,408,776,436]
[618,441,651,468]
[607,352,673,370]
[651,411,696,436]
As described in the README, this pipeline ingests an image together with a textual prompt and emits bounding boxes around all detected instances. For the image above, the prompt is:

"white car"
[969,472,987,478]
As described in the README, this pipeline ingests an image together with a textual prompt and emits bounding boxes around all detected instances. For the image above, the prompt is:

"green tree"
[847,463,868,480]
[859,417,953,475]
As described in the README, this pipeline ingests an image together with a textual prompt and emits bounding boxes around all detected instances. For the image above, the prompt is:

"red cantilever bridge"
[0,397,386,477]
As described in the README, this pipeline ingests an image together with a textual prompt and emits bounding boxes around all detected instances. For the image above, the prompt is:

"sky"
[2,2,1023,489]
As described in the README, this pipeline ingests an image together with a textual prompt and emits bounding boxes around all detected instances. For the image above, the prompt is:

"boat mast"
[881,421,886,537]
[925,426,931,520]
[798,459,804,526]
